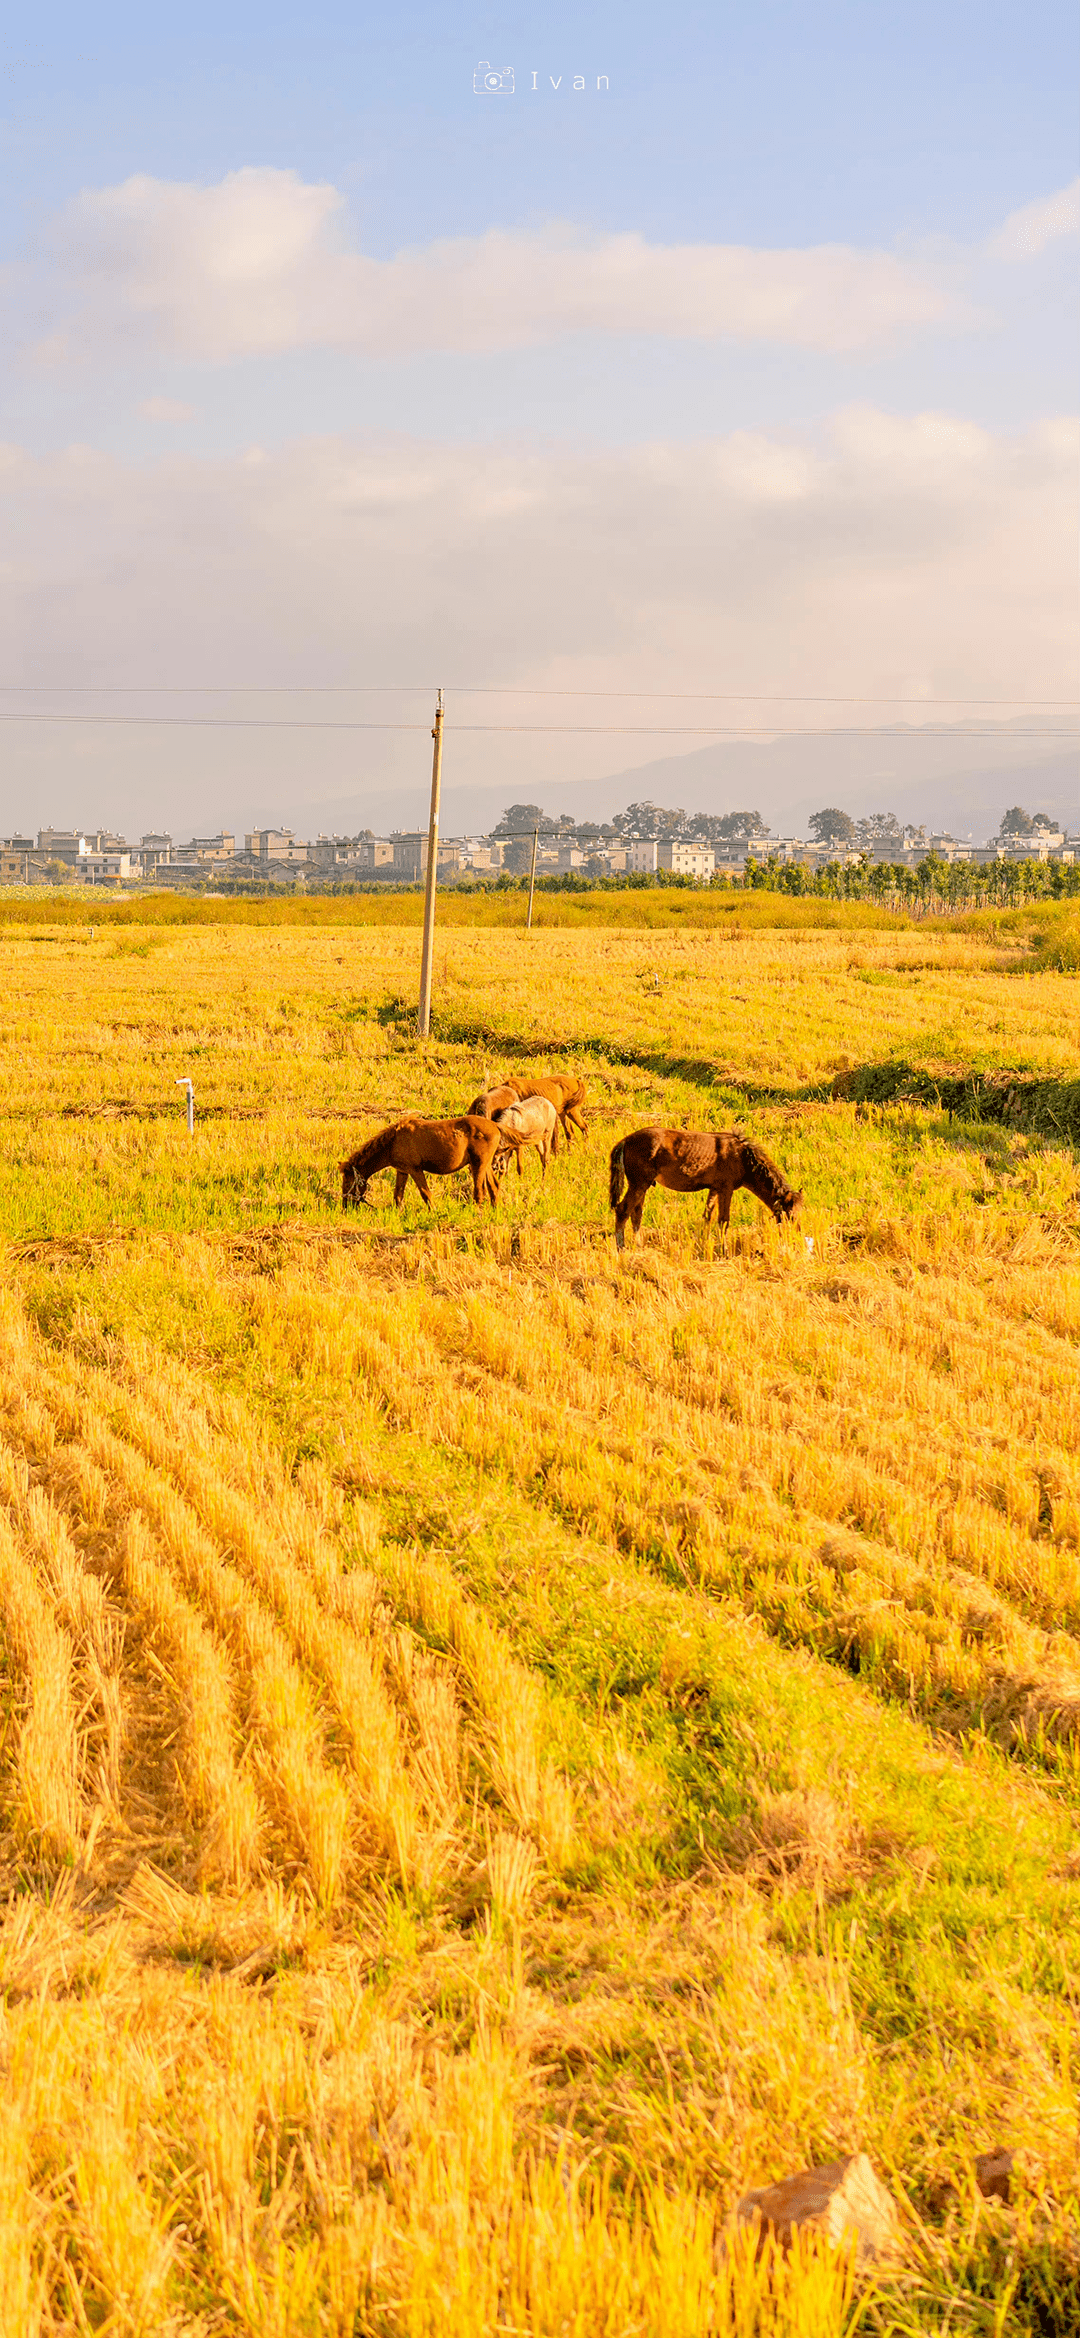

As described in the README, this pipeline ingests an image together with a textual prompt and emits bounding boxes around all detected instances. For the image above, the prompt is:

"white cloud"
[0,409,1073,837]
[56,166,951,360]
[139,396,195,422]
[990,178,1080,259]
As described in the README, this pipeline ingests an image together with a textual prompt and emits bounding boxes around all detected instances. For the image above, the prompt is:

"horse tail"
[609,1140,626,1211]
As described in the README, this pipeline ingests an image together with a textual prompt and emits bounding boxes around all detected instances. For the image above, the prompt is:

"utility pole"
[417,689,443,1037]
[525,825,539,929]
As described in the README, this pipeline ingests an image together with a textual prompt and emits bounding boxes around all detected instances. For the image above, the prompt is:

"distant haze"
[6,719,1074,849]
[257,722,1077,847]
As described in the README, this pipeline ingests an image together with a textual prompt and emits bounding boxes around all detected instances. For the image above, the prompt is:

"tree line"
[741,850,1080,909]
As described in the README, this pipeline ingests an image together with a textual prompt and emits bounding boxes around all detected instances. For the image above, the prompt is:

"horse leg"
[472,1144,498,1207]
[409,1170,433,1207]
[538,1136,548,1181]
[394,1168,408,1205]
[615,1179,648,1250]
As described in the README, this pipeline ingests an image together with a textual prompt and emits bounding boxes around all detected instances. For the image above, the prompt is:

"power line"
[0,713,1076,738]
[0,685,1075,706]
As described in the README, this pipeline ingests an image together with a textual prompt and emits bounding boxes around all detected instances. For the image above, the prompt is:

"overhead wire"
[0,716,1076,738]
[0,686,1075,706]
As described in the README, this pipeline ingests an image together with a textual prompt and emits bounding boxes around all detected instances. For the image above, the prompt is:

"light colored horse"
[517,1075,587,1145]
[490,1093,559,1180]
[468,1074,587,1147]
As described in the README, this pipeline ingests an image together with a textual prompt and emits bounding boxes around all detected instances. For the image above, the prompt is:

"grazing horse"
[469,1083,533,1128]
[609,1128,801,1249]
[467,1074,587,1147]
[518,1075,587,1145]
[490,1093,559,1180]
[341,1116,513,1211]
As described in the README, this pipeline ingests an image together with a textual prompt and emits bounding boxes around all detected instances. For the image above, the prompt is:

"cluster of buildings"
[0,824,727,886]
[0,827,302,885]
[1,817,1076,888]
[756,824,1078,872]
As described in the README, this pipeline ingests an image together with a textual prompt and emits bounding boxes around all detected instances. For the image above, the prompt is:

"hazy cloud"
[56,166,953,359]
[139,396,195,422]
[0,408,1073,835]
[990,177,1080,258]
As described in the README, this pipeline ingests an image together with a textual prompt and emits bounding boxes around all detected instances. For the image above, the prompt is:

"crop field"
[0,901,1077,2334]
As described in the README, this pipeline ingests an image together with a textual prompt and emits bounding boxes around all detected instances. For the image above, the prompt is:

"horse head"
[340,1156,371,1209]
[742,1141,801,1223]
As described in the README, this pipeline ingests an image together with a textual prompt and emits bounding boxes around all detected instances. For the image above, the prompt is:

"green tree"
[809,808,856,845]
[491,804,557,839]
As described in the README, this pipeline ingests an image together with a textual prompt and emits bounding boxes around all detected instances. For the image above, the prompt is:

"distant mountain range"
[276,718,1078,845]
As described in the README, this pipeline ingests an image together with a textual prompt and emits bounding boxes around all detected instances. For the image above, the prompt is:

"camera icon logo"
[474,61,514,95]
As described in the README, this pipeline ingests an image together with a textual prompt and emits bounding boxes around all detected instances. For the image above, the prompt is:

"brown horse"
[518,1075,587,1144]
[468,1082,537,1129]
[341,1116,514,1211]
[469,1086,560,1181]
[609,1128,801,1248]
[467,1074,586,1146]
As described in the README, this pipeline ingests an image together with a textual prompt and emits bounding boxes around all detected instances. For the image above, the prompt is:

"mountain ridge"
[259,722,1078,845]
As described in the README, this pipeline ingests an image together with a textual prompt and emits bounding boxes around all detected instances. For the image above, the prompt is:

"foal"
[490,1093,559,1180]
[468,1075,587,1147]
[517,1075,587,1145]
[341,1116,512,1211]
[609,1128,801,1248]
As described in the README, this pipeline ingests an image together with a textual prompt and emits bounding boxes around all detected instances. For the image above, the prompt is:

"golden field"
[0,901,1077,2334]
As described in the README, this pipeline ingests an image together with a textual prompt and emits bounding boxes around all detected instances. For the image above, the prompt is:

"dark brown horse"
[341,1116,515,1211]
[609,1128,801,1248]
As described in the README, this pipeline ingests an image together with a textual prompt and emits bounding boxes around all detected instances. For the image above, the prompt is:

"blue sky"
[0,1,1076,835]
[7,1,1076,238]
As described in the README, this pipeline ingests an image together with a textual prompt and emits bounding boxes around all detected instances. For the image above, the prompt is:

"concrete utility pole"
[417,689,444,1037]
[525,825,540,929]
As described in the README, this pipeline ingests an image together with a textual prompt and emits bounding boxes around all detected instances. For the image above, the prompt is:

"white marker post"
[176,1078,194,1134]
[526,826,539,929]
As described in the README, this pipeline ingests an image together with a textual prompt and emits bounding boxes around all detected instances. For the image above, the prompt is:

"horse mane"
[740,1138,797,1210]
[342,1123,398,1178]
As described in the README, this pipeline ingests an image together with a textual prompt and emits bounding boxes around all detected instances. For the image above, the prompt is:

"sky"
[1,0,1077,839]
